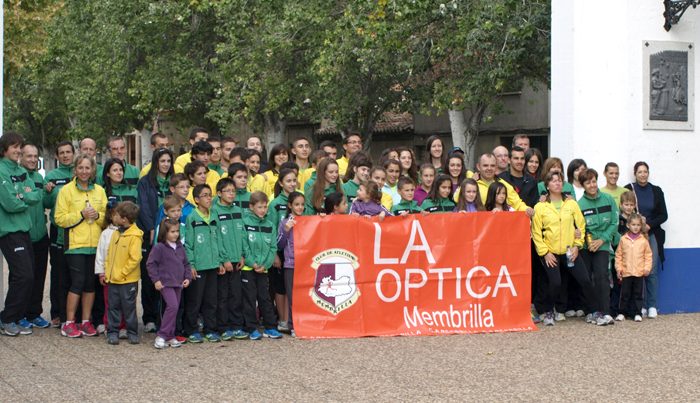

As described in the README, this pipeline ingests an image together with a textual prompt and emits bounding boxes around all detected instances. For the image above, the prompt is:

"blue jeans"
[644,234,659,309]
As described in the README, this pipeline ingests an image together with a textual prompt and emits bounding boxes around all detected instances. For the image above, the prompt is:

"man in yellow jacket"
[174,128,209,174]
[453,153,535,217]
[337,134,362,177]
[101,202,143,345]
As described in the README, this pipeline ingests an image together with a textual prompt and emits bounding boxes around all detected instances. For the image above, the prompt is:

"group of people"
[0,129,667,347]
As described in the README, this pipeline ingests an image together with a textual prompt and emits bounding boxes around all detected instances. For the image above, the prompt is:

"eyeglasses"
[219,189,234,194]
[110,146,126,152]
[196,194,213,199]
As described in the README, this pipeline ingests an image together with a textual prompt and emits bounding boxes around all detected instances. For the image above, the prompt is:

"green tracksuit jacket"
[185,209,222,271]
[241,214,277,272]
[211,201,244,265]
[391,200,423,215]
[577,191,619,252]
[420,197,455,213]
[26,169,48,242]
[267,193,289,231]
[304,183,339,215]
[0,158,41,238]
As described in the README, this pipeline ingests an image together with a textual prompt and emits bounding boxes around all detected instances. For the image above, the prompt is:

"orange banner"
[293,212,538,339]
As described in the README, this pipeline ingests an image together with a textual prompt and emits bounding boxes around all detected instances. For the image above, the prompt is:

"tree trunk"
[262,110,287,156]
[139,127,153,170]
[448,104,487,171]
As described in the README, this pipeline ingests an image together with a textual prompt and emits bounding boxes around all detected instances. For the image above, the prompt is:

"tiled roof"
[316,112,413,135]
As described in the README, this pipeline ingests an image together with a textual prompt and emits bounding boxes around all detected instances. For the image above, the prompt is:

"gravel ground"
[2,269,700,402]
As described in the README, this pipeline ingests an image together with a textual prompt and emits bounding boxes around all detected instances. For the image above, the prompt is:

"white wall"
[552,1,699,248]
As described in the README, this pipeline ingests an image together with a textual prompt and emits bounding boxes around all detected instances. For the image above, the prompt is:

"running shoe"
[641,308,648,318]
[648,307,658,318]
[220,330,234,341]
[543,312,554,326]
[586,313,596,324]
[595,312,607,326]
[204,333,221,342]
[61,322,82,338]
[107,334,120,345]
[604,315,615,325]
[128,335,140,344]
[155,337,166,349]
[51,317,61,328]
[564,310,576,318]
[17,322,33,335]
[0,321,20,336]
[291,330,297,338]
[575,310,585,317]
[30,317,51,328]
[554,312,566,322]
[249,330,262,340]
[188,333,203,343]
[233,329,249,339]
[531,311,540,324]
[167,339,182,348]
[278,321,289,332]
[615,314,625,322]
[79,321,99,337]
[144,322,157,333]
[18,318,33,329]
[263,329,283,339]
[634,315,643,322]
[96,324,105,334]
[119,329,129,339]
[175,335,187,343]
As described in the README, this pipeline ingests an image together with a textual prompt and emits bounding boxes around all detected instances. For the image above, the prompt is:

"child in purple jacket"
[147,218,192,349]
[277,192,305,338]
[349,181,393,220]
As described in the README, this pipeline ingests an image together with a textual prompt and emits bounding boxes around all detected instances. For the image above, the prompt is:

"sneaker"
[543,312,554,326]
[291,330,297,338]
[107,335,119,345]
[564,310,576,318]
[648,307,658,318]
[175,335,187,343]
[575,310,585,317]
[119,329,129,339]
[96,324,105,334]
[30,317,51,328]
[144,322,157,333]
[615,314,625,322]
[249,330,262,340]
[263,329,283,339]
[604,315,615,325]
[0,322,20,336]
[554,312,566,322]
[17,322,33,335]
[51,317,61,328]
[531,311,540,324]
[221,330,234,341]
[204,333,221,342]
[18,318,33,329]
[634,315,643,322]
[595,312,607,326]
[155,337,166,349]
[167,339,182,348]
[128,335,140,344]
[233,329,249,339]
[79,321,98,337]
[585,313,596,324]
[641,308,648,318]
[538,313,545,321]
[278,321,289,332]
[61,322,82,338]
[188,333,203,343]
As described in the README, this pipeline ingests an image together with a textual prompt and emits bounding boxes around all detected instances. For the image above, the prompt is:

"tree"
[417,0,551,168]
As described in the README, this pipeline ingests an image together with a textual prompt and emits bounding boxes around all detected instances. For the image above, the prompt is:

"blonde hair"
[627,213,649,239]
[73,154,97,181]
[620,190,636,206]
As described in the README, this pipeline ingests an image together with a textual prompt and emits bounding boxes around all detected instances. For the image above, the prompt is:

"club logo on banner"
[292,213,538,339]
[310,249,360,315]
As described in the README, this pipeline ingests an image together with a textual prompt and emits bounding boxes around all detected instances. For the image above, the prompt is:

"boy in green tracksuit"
[228,163,252,216]
[391,177,424,217]
[43,141,75,326]
[241,191,282,340]
[211,178,248,340]
[184,184,222,343]
[19,144,52,328]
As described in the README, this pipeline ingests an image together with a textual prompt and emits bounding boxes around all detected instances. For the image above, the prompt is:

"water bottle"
[566,245,574,267]
[86,200,95,224]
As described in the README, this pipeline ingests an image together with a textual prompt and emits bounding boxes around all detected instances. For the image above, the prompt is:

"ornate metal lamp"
[664,0,698,31]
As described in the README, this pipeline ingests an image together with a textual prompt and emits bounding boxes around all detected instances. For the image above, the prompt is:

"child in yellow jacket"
[102,202,144,344]
[615,214,652,323]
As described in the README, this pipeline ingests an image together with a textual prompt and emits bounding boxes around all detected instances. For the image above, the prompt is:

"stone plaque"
[643,41,694,131]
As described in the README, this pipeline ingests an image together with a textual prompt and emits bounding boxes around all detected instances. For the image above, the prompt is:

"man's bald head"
[493,146,509,174]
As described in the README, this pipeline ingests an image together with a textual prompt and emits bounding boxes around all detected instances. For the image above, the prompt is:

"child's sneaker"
[634,315,643,322]
[233,329,249,339]
[188,333,203,343]
[586,313,596,324]
[604,315,615,325]
[51,317,61,328]
[595,312,607,326]
[167,339,182,348]
[144,322,157,333]
[615,314,625,321]
[531,311,540,324]
[175,335,187,343]
[96,324,105,334]
[107,334,119,345]
[79,321,98,337]
[204,333,221,342]
[277,321,289,332]
[0,321,20,336]
[30,317,51,328]
[543,312,554,326]
[648,307,658,318]
[554,312,566,322]
[61,322,82,338]
[128,335,140,344]
[221,330,234,341]
[249,330,262,340]
[119,329,129,339]
[575,310,585,317]
[155,337,166,349]
[17,322,33,335]
[263,329,283,339]
[18,318,33,329]
[641,308,647,318]
[564,310,576,318]
[291,330,297,338]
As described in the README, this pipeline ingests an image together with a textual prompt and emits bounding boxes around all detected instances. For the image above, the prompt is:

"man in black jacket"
[497,146,538,208]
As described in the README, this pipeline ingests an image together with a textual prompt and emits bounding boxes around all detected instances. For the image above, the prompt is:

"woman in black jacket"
[625,161,667,319]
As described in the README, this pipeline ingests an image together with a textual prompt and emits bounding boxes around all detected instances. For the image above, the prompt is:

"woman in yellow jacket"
[55,154,107,338]
[531,171,596,326]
